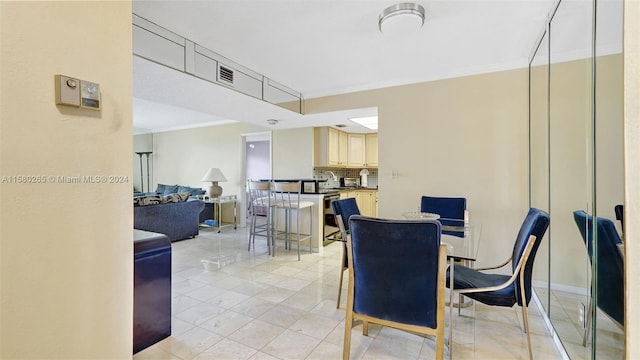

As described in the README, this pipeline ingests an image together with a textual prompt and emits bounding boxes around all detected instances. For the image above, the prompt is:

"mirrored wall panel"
[528,0,624,358]
[593,0,624,356]
[529,27,550,316]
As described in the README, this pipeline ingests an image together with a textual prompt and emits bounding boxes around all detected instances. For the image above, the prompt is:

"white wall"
[0,2,133,357]
[151,123,314,226]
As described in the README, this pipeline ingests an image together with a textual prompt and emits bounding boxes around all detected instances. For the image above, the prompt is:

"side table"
[200,195,238,233]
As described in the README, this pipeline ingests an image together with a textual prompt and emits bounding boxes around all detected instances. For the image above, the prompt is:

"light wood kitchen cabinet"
[348,134,366,167]
[314,127,348,167]
[315,127,377,168]
[338,130,348,166]
[365,133,378,167]
[339,189,378,217]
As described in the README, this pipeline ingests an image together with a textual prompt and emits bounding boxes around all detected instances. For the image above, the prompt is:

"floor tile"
[261,329,322,359]
[228,319,286,350]
[133,227,563,360]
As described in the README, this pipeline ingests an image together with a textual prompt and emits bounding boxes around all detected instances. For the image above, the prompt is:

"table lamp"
[201,168,227,198]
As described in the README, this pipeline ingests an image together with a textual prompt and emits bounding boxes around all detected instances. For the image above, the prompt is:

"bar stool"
[272,181,314,260]
[247,180,274,255]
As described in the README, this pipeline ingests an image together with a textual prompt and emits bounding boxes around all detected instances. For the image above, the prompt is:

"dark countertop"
[325,187,379,191]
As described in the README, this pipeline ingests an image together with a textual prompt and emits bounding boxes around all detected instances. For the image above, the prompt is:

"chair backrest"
[331,197,361,236]
[272,181,302,207]
[420,196,466,237]
[511,208,550,306]
[348,215,443,328]
[614,204,624,233]
[572,210,624,326]
[248,180,271,215]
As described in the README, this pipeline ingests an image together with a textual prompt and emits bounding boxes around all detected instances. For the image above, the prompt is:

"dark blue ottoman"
[133,230,171,354]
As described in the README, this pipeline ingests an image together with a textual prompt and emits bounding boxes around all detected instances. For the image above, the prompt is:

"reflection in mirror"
[594,0,624,356]
[529,0,625,358]
[133,129,154,195]
[529,27,550,317]
[548,1,593,358]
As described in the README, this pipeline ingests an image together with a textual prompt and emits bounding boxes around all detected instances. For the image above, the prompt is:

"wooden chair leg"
[522,304,533,360]
[362,320,369,336]
[436,326,445,360]
[520,276,533,360]
[343,310,353,360]
[337,247,347,308]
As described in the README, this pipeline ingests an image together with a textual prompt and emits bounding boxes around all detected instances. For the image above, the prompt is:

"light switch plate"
[80,80,100,110]
[55,75,81,107]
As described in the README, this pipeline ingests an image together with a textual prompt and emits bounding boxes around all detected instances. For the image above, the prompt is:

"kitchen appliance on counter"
[359,169,369,187]
[340,177,360,188]
[264,179,328,194]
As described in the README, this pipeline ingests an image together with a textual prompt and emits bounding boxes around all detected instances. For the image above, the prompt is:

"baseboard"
[532,280,589,296]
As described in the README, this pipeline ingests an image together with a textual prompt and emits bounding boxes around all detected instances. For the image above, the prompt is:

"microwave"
[340,177,360,188]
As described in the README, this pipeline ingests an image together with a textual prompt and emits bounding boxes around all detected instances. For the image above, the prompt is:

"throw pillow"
[163,185,179,195]
[155,183,168,194]
[189,187,206,196]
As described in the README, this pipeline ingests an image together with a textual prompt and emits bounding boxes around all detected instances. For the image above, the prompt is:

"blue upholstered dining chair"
[420,195,467,237]
[446,207,549,360]
[572,210,624,346]
[331,197,361,309]
[344,215,447,360]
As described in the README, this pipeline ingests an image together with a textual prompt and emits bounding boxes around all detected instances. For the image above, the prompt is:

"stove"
[323,191,341,244]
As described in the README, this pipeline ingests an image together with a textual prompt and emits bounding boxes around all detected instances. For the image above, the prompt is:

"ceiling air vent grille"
[218,65,234,85]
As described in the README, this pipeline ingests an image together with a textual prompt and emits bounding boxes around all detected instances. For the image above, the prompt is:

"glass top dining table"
[402,212,482,262]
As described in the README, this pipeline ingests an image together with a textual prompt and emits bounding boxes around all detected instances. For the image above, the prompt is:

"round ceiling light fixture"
[266,119,279,125]
[378,2,425,34]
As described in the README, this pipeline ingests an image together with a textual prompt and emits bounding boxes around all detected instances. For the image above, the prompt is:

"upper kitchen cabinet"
[348,134,366,167]
[348,133,378,167]
[365,134,378,167]
[314,127,348,167]
[314,127,378,168]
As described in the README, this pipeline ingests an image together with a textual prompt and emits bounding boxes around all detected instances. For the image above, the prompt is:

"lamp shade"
[201,168,227,182]
[201,168,227,197]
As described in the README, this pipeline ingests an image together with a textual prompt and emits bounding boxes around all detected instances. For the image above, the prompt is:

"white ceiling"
[132,0,559,133]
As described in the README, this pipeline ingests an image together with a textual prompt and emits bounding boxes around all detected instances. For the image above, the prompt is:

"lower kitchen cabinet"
[339,189,378,217]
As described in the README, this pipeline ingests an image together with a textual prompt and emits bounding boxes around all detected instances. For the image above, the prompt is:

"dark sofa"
[134,198,205,241]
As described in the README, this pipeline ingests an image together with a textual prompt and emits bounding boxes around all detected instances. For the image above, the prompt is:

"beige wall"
[271,128,314,179]
[306,69,530,269]
[0,2,133,358]
[624,0,640,356]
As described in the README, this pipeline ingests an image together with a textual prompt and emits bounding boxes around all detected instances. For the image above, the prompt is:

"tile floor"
[134,226,563,360]
[534,286,624,360]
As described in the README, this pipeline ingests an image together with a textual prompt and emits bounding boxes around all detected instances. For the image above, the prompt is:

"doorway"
[241,132,272,226]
